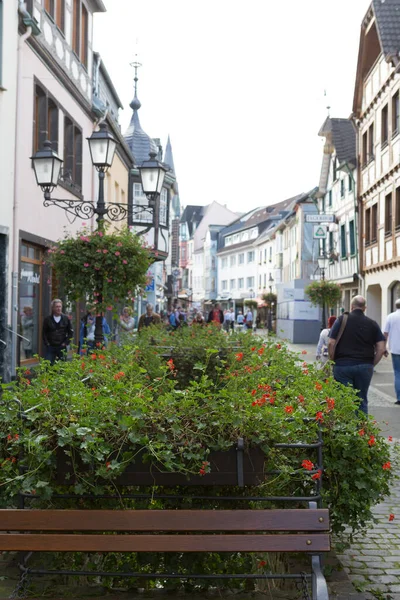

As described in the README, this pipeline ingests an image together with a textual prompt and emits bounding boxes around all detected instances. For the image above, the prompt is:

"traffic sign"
[305,214,335,223]
[313,225,327,239]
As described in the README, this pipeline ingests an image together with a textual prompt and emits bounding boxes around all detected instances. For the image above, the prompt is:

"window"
[349,220,356,255]
[333,157,337,181]
[321,196,325,212]
[365,208,371,245]
[230,279,236,290]
[64,117,82,190]
[230,255,236,267]
[221,257,227,269]
[72,0,88,67]
[381,104,389,146]
[247,277,254,288]
[348,175,353,192]
[19,242,44,364]
[258,275,261,289]
[247,251,255,263]
[396,188,400,229]
[340,224,347,258]
[263,273,267,288]
[238,253,244,265]
[269,246,272,262]
[369,123,374,161]
[133,183,152,224]
[371,204,378,243]
[238,278,244,289]
[264,248,267,262]
[329,231,334,254]
[259,251,262,264]
[159,187,168,227]
[44,0,65,32]
[393,91,399,136]
[385,193,393,235]
[33,83,59,153]
[340,179,345,198]
[328,190,332,207]
[362,131,368,166]
[222,280,227,291]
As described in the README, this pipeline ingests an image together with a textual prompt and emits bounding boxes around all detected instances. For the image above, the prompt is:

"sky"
[93,0,371,213]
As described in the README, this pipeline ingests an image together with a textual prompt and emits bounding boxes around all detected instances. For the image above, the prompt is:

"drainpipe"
[11,4,34,378]
[349,115,365,298]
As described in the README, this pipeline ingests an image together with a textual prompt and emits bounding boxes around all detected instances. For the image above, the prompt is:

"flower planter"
[56,444,266,487]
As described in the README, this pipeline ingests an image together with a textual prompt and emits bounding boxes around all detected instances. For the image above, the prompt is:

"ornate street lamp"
[31,125,171,346]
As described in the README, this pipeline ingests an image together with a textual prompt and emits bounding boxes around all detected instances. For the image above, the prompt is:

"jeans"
[391,353,400,402]
[333,363,374,415]
[45,345,66,365]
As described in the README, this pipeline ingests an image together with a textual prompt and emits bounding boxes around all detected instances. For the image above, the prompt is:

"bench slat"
[0,533,330,553]
[0,509,329,531]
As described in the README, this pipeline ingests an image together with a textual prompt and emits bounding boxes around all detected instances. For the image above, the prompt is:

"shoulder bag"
[328,313,349,361]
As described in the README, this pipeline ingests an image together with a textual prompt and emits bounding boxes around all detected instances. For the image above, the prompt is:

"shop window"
[64,117,82,190]
[19,243,43,364]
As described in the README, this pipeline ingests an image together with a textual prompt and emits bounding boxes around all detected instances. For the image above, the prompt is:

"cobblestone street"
[286,341,400,599]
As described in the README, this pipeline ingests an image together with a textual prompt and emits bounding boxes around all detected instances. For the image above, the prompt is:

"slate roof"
[180,205,205,238]
[123,95,158,166]
[373,0,400,60]
[319,117,357,165]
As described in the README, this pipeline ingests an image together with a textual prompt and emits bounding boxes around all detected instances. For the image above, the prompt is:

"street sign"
[145,278,155,292]
[313,225,327,239]
[305,214,335,223]
[173,269,181,278]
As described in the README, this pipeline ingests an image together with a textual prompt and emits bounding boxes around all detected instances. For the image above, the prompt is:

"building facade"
[353,0,400,326]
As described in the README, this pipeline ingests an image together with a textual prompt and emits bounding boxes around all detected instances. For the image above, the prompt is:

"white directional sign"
[305,214,335,223]
[313,225,327,239]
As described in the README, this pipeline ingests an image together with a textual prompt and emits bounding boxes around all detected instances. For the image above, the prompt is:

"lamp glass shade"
[87,123,118,170]
[139,152,168,196]
[31,141,63,190]
[318,256,329,270]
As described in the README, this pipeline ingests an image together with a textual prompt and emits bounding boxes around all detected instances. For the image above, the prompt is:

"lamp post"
[317,253,329,329]
[267,273,274,332]
[31,124,169,347]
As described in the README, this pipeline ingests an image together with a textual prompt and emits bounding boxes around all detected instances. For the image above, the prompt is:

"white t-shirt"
[53,315,62,323]
[384,309,400,354]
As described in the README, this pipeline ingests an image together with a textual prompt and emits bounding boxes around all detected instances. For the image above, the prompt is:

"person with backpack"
[316,315,337,364]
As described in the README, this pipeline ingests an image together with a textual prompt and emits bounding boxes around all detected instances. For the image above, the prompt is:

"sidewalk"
[285,339,400,599]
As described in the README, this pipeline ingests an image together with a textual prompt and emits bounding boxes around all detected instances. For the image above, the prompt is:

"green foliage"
[45,225,151,313]
[262,292,277,306]
[244,299,258,309]
[305,280,342,310]
[0,327,395,588]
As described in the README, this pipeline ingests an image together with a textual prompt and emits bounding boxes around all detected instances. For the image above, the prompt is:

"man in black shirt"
[42,299,73,365]
[328,295,386,415]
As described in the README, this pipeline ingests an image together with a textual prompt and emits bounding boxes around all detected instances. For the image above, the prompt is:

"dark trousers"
[333,363,374,415]
[45,345,66,365]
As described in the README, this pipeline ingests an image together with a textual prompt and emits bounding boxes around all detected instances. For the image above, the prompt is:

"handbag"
[328,313,348,360]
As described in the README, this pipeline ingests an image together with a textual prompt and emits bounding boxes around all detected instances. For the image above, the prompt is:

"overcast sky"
[93,0,371,213]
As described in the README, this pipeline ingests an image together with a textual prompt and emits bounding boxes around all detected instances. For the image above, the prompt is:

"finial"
[129,55,142,111]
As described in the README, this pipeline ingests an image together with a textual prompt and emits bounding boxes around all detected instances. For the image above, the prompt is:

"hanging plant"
[305,280,341,310]
[261,292,277,306]
[244,299,258,310]
[45,225,152,313]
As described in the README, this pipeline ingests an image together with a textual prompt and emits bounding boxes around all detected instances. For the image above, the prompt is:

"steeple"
[164,135,181,218]
[124,60,158,165]
[164,135,176,174]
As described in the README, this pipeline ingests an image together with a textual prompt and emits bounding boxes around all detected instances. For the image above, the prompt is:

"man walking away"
[384,298,400,405]
[42,299,73,365]
[138,304,161,331]
[328,295,386,415]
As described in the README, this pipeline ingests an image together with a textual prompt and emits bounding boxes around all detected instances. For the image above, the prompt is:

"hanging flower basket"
[305,280,341,310]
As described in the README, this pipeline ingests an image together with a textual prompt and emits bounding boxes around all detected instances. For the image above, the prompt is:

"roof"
[90,0,107,12]
[372,0,400,60]
[124,95,158,166]
[93,53,124,110]
[180,205,205,237]
[318,117,356,165]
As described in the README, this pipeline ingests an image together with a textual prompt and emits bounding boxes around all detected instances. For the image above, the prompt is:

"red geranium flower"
[276,344,281,349]
[167,359,175,371]
[389,513,395,521]
[312,469,322,480]
[383,462,391,470]
[301,350,307,355]
[258,347,265,355]
[235,352,244,361]
[315,411,324,423]
[358,429,365,436]
[257,560,267,569]
[368,436,376,446]
[315,382,323,391]
[298,395,305,403]
[388,436,393,442]
[302,459,314,471]
[284,405,294,414]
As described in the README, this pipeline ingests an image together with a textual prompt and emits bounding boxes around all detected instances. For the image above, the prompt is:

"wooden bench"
[0,506,330,600]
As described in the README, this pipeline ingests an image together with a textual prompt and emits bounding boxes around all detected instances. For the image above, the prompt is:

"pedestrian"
[42,298,73,365]
[192,311,205,327]
[245,308,253,330]
[236,311,244,332]
[230,309,235,331]
[119,306,135,340]
[316,315,337,365]
[137,303,161,331]
[79,307,111,354]
[328,295,386,415]
[223,309,231,333]
[207,303,224,327]
[383,298,400,405]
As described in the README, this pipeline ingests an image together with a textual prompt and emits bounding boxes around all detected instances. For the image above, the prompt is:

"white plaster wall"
[217,247,257,300]
[16,44,95,243]
[192,250,204,302]
[365,267,400,327]
[0,1,18,314]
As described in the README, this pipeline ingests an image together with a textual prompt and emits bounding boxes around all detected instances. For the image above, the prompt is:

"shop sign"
[21,269,40,284]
